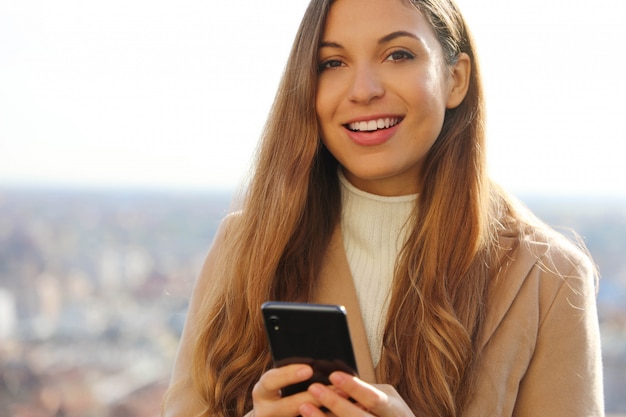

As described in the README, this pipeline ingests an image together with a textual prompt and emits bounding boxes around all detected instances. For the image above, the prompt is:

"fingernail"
[329,371,346,385]
[299,403,315,417]
[308,383,324,396]
[297,365,313,378]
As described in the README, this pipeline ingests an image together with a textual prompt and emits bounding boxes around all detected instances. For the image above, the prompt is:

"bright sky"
[1,0,624,196]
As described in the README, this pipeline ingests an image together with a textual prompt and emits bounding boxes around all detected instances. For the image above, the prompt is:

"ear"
[446,52,471,109]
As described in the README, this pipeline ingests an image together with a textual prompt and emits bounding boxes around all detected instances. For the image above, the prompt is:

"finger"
[329,374,417,417]
[298,402,328,417]
[253,364,313,399]
[306,382,368,416]
[278,391,325,416]
[328,372,389,414]
[252,365,319,417]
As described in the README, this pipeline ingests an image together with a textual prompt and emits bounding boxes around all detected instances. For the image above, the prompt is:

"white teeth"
[348,117,399,132]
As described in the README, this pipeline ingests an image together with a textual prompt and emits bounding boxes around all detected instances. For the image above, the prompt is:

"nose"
[348,65,385,104]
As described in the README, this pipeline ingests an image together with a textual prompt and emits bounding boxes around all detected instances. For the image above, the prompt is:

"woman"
[163,0,604,416]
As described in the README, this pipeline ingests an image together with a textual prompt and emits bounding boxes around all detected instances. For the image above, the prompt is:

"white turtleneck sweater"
[339,171,417,367]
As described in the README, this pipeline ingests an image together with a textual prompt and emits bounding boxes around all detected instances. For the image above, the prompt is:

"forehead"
[322,0,434,42]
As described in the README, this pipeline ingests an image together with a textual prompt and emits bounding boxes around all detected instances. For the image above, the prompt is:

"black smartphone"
[261,301,359,397]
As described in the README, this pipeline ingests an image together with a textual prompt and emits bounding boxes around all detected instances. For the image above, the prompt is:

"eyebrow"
[378,30,419,44]
[319,30,421,50]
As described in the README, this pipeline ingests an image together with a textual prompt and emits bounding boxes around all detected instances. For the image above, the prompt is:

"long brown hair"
[181,0,520,416]
[379,1,496,415]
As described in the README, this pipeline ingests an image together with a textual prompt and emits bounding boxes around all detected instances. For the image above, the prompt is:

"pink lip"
[343,117,402,147]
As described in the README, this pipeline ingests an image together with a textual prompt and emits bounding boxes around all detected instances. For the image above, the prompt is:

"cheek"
[314,94,324,124]
[408,81,449,129]
[315,95,336,141]
[315,92,328,131]
[315,82,332,123]
[316,75,346,124]
[403,63,451,106]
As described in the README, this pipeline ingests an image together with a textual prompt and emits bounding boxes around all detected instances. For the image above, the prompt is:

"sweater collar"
[338,168,418,203]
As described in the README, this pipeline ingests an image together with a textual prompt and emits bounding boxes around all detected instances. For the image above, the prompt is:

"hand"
[252,364,323,417]
[298,372,415,417]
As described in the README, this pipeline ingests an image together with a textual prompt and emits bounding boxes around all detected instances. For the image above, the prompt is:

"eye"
[319,59,344,72]
[385,50,415,62]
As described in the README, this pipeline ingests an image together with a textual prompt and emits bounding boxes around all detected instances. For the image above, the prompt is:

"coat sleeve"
[162,217,233,417]
[512,250,605,416]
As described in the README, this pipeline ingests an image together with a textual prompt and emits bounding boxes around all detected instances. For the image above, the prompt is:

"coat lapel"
[314,228,550,380]
[314,227,377,384]
[477,235,550,351]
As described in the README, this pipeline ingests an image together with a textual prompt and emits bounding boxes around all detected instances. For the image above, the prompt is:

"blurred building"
[0,188,624,415]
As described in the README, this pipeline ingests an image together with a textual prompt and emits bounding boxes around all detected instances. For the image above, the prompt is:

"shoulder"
[496,229,603,415]
[518,225,596,296]
[496,191,596,290]
[163,211,244,416]
[494,223,599,336]
[195,211,243,294]
[482,221,599,349]
[469,224,604,416]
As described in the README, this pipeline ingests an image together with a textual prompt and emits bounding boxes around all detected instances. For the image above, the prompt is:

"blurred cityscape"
[0,187,624,416]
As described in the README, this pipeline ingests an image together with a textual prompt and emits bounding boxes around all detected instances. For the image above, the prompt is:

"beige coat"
[164,220,605,416]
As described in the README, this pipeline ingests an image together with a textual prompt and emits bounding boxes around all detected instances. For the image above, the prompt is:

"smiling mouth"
[345,117,402,132]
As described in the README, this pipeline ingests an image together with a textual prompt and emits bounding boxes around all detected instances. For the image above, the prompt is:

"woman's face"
[316,0,469,196]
